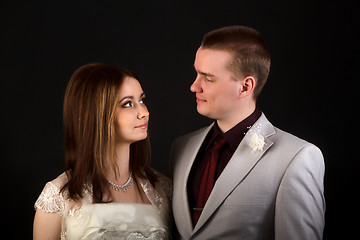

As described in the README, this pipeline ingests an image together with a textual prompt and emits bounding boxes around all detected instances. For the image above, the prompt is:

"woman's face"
[114,77,149,144]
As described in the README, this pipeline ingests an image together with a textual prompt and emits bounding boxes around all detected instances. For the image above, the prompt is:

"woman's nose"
[137,106,149,119]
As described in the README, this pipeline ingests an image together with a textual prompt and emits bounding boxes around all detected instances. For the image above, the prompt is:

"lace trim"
[34,182,67,215]
[35,172,172,239]
[34,173,172,217]
[140,174,173,222]
[141,179,164,210]
[158,174,173,201]
[86,228,167,239]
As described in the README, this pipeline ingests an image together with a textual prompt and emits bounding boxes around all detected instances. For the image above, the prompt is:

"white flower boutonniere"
[248,124,265,152]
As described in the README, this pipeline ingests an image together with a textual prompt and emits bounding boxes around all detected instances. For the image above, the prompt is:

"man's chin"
[196,107,215,119]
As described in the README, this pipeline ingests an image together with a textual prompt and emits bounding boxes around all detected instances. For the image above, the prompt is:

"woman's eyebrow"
[119,92,145,102]
[119,96,134,102]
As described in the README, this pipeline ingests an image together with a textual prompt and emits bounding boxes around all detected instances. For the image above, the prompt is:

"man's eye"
[122,101,133,108]
[204,76,214,82]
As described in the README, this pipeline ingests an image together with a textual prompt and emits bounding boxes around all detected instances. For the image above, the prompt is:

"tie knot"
[213,136,227,151]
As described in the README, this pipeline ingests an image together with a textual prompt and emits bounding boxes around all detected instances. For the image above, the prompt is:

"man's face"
[191,47,242,122]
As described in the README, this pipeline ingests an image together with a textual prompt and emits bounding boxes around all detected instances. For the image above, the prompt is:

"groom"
[170,26,325,240]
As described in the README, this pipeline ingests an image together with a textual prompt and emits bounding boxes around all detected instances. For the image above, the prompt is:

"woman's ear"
[239,76,256,98]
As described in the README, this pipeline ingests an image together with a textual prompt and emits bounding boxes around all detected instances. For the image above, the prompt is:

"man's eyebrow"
[193,65,215,77]
[198,71,215,77]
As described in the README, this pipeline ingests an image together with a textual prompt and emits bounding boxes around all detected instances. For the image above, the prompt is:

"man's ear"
[239,76,256,98]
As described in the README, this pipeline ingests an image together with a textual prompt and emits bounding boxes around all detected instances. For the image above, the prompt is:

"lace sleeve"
[157,173,173,201]
[34,173,68,216]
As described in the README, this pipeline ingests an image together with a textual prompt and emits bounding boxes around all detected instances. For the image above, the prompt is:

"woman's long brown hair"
[61,63,157,203]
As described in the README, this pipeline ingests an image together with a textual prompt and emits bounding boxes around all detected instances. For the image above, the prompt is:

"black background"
[1,0,357,239]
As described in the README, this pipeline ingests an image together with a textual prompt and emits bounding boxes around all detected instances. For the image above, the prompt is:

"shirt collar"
[208,108,262,151]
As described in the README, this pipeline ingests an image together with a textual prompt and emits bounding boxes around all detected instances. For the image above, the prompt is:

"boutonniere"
[248,124,265,152]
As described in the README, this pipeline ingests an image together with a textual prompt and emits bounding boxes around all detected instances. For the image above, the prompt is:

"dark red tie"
[193,136,227,225]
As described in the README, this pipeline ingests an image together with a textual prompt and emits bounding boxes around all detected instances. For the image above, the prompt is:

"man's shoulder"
[173,125,211,146]
[170,125,212,168]
[270,126,322,157]
[256,113,318,150]
[273,127,307,144]
[272,126,306,142]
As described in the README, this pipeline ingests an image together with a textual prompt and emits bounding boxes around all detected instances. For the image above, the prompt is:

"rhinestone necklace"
[107,172,133,192]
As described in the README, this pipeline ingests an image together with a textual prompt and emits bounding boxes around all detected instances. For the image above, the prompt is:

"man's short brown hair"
[201,26,271,99]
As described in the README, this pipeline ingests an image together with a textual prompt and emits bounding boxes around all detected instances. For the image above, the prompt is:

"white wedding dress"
[35,172,172,240]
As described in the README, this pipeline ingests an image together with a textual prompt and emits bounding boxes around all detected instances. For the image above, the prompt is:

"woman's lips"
[135,123,148,129]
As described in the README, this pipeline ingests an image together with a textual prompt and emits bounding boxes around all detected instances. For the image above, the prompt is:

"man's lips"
[135,122,148,129]
[196,97,207,103]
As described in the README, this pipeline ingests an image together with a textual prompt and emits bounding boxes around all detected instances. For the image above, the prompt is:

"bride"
[33,63,172,240]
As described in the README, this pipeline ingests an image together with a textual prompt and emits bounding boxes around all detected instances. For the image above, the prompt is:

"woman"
[33,63,172,239]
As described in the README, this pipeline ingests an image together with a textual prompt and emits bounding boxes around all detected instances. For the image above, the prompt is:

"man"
[170,26,325,240]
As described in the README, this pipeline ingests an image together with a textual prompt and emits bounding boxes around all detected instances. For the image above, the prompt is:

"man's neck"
[217,105,256,133]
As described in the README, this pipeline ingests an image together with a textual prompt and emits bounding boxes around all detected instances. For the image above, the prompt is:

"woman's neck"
[108,143,131,181]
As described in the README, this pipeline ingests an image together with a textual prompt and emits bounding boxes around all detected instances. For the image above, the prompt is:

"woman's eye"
[122,101,133,108]
[139,98,145,104]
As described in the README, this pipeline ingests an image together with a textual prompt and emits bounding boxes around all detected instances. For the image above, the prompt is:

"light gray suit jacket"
[170,113,325,240]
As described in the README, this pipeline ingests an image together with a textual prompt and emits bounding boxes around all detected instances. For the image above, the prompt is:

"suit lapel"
[174,124,214,238]
[193,114,276,234]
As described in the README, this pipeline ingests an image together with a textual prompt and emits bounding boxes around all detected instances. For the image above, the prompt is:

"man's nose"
[190,76,202,93]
